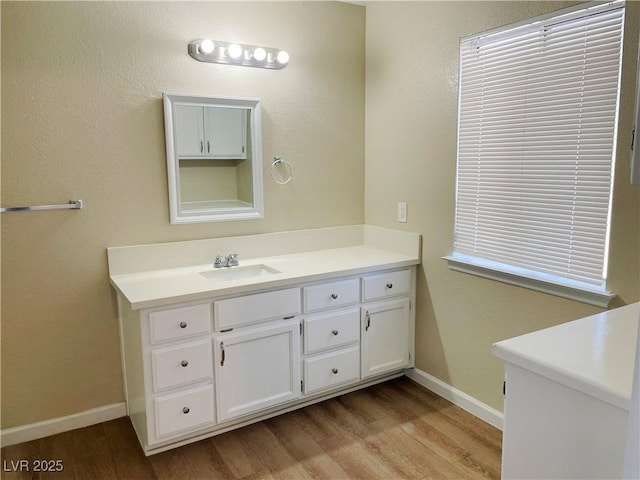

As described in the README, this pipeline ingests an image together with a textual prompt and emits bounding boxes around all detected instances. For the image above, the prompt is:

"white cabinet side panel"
[502,363,628,480]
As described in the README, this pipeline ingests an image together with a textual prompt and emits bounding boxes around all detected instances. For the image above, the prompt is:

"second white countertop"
[493,303,640,411]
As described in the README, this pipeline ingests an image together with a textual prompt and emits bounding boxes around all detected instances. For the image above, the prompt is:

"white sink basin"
[199,264,281,282]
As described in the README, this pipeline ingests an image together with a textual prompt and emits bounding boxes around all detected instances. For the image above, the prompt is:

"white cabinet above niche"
[163,93,263,224]
[174,105,246,159]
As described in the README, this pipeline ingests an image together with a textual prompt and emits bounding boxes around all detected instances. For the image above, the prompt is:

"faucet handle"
[227,253,239,266]
[214,255,225,268]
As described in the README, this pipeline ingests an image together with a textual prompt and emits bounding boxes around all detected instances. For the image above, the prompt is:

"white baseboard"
[0,403,127,448]
[405,368,504,430]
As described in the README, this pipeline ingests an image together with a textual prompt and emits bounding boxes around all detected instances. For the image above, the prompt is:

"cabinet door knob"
[183,407,190,414]
[332,329,339,336]
[179,321,187,329]
[207,141,210,153]
[365,311,370,331]
[386,283,393,289]
[200,140,203,153]
[331,293,338,299]
[332,368,339,374]
[181,360,189,367]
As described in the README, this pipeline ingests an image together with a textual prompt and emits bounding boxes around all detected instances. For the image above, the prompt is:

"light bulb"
[276,50,290,65]
[200,39,215,54]
[228,44,243,59]
[253,47,267,62]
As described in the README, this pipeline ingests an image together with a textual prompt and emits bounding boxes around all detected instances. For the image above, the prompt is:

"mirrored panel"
[163,93,263,224]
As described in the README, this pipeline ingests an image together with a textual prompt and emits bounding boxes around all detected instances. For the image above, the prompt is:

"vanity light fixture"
[188,39,289,69]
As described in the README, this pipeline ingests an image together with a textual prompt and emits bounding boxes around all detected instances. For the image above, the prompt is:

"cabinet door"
[213,320,301,422]
[204,106,246,158]
[361,299,410,379]
[174,105,205,157]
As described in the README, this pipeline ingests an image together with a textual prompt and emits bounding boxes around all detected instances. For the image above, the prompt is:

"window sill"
[443,254,616,308]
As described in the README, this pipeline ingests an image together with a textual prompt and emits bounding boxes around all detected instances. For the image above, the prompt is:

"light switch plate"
[397,202,407,223]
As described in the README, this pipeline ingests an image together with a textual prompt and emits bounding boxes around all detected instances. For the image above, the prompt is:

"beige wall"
[1,1,365,428]
[365,1,640,411]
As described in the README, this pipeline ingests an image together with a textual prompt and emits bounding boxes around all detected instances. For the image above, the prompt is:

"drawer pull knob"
[386,283,393,289]
[179,321,187,329]
[181,360,189,367]
[183,407,190,414]
[331,293,338,299]
[332,329,339,336]
[332,368,339,374]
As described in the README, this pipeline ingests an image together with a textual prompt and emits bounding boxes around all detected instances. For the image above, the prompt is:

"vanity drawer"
[303,279,360,313]
[304,346,360,395]
[149,303,212,344]
[151,339,213,392]
[362,270,411,302]
[304,308,360,355]
[215,288,301,331]
[154,384,215,438]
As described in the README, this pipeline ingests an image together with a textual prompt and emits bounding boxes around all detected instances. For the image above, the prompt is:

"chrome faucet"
[214,253,239,268]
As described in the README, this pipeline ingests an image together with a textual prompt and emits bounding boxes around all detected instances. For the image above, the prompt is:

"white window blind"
[449,1,625,306]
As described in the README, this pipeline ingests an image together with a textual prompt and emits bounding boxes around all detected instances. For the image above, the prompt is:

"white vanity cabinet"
[174,104,246,159]
[116,266,416,455]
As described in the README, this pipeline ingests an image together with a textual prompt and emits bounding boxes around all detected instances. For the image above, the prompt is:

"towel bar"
[0,200,83,213]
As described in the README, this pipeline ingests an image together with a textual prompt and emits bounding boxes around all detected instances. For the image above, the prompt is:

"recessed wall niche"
[163,93,263,224]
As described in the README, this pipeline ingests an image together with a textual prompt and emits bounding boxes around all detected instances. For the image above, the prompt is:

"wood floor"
[1,377,502,480]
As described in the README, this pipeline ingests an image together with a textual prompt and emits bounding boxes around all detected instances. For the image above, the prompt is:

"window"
[446,1,625,307]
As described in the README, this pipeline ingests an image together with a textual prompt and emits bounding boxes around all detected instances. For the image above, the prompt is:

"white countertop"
[493,303,640,411]
[110,245,419,310]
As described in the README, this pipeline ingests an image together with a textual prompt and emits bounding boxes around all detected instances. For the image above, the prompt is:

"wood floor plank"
[316,431,405,480]
[452,453,502,480]
[374,424,483,480]
[1,378,502,480]
[210,429,269,479]
[264,413,351,480]
[395,379,502,451]
[239,422,314,480]
[62,423,118,480]
[374,379,502,465]
[1,440,40,480]
[288,404,354,448]
[339,386,474,463]
[37,431,74,479]
[329,394,479,480]
[149,438,234,480]
[102,418,157,480]
[312,401,409,479]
